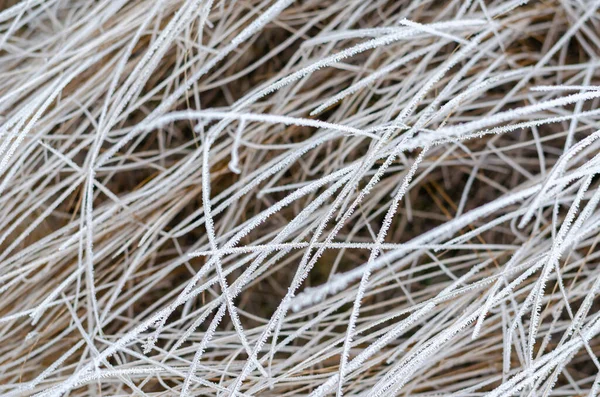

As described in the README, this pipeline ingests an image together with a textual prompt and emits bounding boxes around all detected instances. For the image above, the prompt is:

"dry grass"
[1,0,600,396]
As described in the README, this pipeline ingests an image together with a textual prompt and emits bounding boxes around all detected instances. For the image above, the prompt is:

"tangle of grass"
[1,1,600,396]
